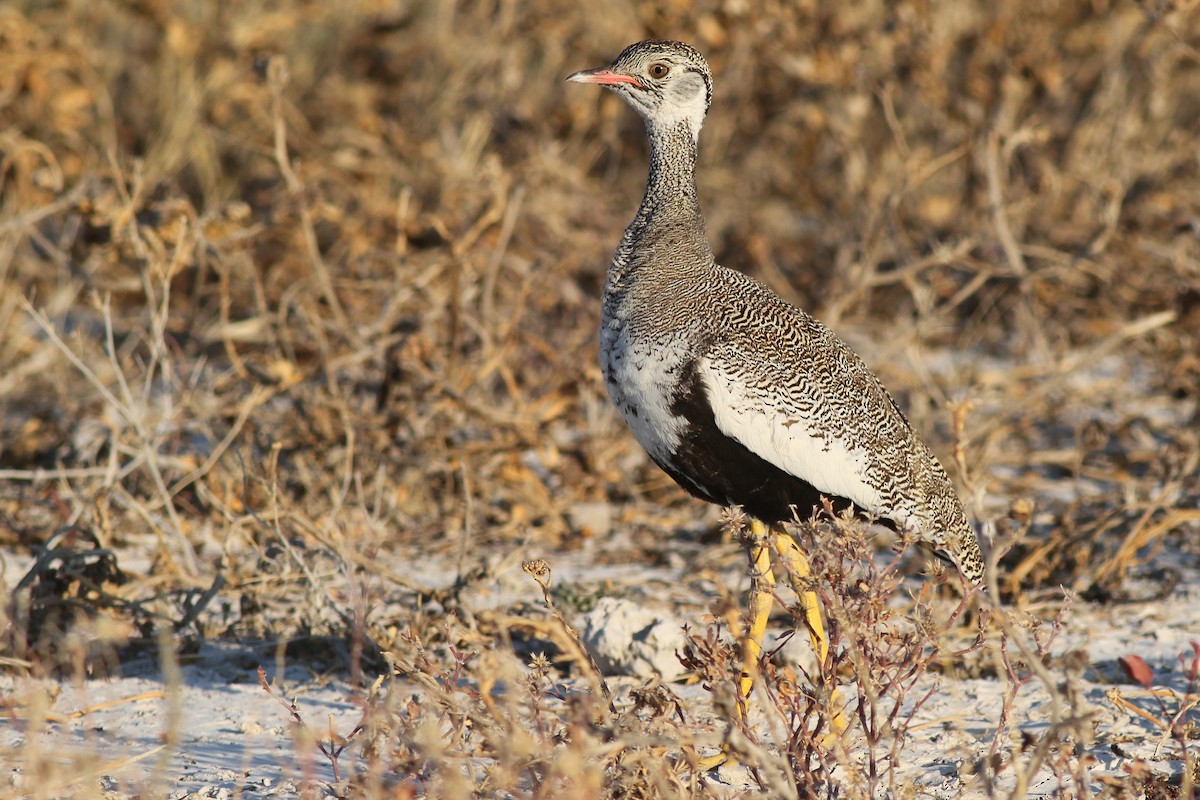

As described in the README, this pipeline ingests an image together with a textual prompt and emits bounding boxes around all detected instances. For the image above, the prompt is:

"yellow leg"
[769,526,828,665]
[738,518,777,704]
[694,518,776,772]
[770,524,845,732]
[739,521,835,709]
[691,519,842,773]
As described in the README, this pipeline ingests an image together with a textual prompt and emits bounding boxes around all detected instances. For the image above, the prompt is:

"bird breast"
[599,305,697,466]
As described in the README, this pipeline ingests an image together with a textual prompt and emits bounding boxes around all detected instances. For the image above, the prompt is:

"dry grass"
[2,0,1200,797]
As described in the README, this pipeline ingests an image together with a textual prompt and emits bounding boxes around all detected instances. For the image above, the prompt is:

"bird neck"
[641,121,704,226]
[613,120,711,275]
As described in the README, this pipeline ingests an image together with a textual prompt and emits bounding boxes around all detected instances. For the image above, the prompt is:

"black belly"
[654,359,870,525]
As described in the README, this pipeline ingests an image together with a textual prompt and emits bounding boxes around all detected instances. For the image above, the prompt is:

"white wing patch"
[698,357,906,525]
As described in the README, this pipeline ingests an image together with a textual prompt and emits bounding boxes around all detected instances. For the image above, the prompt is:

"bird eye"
[648,62,670,79]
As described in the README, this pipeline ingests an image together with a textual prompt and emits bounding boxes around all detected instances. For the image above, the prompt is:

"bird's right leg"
[768,525,828,666]
[770,525,846,732]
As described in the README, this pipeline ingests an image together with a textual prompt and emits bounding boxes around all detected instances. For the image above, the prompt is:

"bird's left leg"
[738,517,777,706]
[691,517,777,773]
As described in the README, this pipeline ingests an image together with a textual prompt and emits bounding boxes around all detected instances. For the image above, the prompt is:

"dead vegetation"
[2,0,1199,797]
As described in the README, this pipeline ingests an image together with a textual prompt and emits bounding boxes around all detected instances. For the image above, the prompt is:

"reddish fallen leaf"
[1118,654,1154,688]
[1183,641,1200,682]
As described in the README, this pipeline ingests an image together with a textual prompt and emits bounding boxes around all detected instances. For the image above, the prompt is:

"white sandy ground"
[3,536,1198,799]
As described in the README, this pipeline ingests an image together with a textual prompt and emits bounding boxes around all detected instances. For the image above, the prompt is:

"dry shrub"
[705,511,982,799]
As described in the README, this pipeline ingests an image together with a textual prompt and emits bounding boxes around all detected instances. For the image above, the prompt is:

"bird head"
[567,40,713,143]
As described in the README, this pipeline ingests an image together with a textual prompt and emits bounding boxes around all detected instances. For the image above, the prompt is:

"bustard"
[568,39,984,750]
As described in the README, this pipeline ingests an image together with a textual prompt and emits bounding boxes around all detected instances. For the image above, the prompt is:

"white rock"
[579,596,689,682]
[565,501,614,538]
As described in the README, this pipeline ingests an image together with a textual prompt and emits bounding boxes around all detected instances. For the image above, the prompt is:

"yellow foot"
[692,745,738,773]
